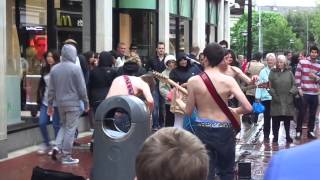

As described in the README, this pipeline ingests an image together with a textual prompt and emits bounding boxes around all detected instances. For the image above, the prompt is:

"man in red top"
[295,45,320,139]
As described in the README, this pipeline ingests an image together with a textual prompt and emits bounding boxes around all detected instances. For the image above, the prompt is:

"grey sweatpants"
[55,106,81,156]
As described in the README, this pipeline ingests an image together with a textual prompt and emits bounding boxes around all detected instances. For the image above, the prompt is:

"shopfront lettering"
[26,26,44,31]
[57,13,83,27]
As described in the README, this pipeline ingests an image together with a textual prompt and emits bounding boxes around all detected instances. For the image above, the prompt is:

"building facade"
[0,0,231,158]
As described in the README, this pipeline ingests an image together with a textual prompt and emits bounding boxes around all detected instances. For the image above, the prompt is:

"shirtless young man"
[106,75,154,132]
[221,49,255,84]
[181,43,252,180]
[107,75,154,110]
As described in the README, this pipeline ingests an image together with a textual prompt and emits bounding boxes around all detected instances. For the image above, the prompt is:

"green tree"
[286,10,315,51]
[231,12,304,56]
[310,10,320,45]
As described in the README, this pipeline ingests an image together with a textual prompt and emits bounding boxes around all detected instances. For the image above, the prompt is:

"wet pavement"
[0,117,319,180]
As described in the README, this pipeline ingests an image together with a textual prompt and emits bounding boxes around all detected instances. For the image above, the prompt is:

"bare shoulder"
[187,75,203,88]
[188,75,202,83]
[217,73,238,88]
[231,66,242,74]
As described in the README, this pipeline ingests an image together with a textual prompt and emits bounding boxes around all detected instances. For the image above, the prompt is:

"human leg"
[272,116,281,142]
[39,104,50,147]
[52,107,60,138]
[152,88,160,129]
[262,100,271,139]
[283,116,293,143]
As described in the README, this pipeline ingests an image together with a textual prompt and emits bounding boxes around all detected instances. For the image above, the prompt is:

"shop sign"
[57,13,83,27]
[26,26,44,31]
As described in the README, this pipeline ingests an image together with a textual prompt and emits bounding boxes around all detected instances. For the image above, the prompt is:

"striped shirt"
[295,59,320,95]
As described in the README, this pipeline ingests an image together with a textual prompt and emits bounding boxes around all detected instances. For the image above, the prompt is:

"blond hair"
[135,127,209,180]
[266,53,276,61]
[126,53,142,66]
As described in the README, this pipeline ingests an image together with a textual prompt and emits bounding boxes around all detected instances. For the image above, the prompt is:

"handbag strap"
[199,72,240,132]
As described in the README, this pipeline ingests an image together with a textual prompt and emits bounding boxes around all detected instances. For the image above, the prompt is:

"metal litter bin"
[92,95,150,180]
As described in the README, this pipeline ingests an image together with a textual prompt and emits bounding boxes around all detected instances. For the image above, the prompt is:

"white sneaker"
[37,145,49,155]
[61,157,79,165]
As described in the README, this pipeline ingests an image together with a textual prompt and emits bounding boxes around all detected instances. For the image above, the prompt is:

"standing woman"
[256,53,276,142]
[169,52,199,128]
[269,55,298,143]
[37,50,60,154]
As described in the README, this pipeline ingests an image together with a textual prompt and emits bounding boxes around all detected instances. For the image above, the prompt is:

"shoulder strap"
[123,75,134,95]
[199,72,240,132]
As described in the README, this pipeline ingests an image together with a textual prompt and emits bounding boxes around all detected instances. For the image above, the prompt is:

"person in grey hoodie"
[47,44,89,165]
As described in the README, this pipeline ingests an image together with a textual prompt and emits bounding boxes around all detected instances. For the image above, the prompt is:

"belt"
[192,121,232,128]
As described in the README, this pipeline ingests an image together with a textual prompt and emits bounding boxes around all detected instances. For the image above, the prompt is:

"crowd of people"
[35,38,320,179]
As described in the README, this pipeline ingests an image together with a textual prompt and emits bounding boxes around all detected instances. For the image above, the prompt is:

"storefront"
[113,0,158,65]
[169,0,193,55]
[206,0,218,44]
[5,0,93,126]
[0,0,228,157]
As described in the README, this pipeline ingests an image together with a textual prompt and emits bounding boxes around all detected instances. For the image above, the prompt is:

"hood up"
[61,44,77,63]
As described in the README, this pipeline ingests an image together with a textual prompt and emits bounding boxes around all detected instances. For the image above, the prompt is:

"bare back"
[106,75,154,110]
[186,68,251,122]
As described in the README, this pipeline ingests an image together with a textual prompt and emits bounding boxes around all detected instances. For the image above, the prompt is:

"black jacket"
[148,55,166,72]
[169,52,199,84]
[88,52,117,107]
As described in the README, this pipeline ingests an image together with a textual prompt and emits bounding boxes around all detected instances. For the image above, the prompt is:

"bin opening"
[102,108,131,139]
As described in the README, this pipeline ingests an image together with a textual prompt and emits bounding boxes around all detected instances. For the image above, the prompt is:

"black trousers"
[296,94,318,132]
[272,116,292,139]
[262,100,271,138]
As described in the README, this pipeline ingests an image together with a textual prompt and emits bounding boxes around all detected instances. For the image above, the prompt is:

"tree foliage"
[231,11,304,56]
[286,10,315,51]
[309,10,320,45]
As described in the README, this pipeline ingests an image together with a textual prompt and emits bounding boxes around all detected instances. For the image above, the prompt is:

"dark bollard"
[92,96,150,180]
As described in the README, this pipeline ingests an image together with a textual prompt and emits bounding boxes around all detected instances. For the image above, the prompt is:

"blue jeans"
[39,104,60,146]
[152,85,164,128]
[192,120,235,180]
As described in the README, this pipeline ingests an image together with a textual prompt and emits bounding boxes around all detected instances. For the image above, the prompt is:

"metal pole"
[258,6,263,53]
[247,0,252,61]
[307,14,309,53]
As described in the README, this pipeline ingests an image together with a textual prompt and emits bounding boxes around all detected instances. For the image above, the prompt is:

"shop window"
[179,19,190,53]
[11,0,83,125]
[170,0,178,15]
[119,11,157,67]
[55,0,83,52]
[169,17,176,55]
[119,0,156,10]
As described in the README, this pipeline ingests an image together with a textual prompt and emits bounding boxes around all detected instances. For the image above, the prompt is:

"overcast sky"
[256,0,317,7]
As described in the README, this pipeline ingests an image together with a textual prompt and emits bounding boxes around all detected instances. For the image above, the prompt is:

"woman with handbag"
[159,55,176,127]
[269,55,298,143]
[255,53,276,142]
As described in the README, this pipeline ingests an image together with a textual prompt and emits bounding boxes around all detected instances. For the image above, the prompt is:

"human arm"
[74,67,90,112]
[289,71,298,95]
[229,78,252,115]
[231,66,252,84]
[185,77,197,116]
[140,80,154,111]
[294,62,303,96]
[159,74,170,100]
[47,73,55,116]
[268,71,277,97]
